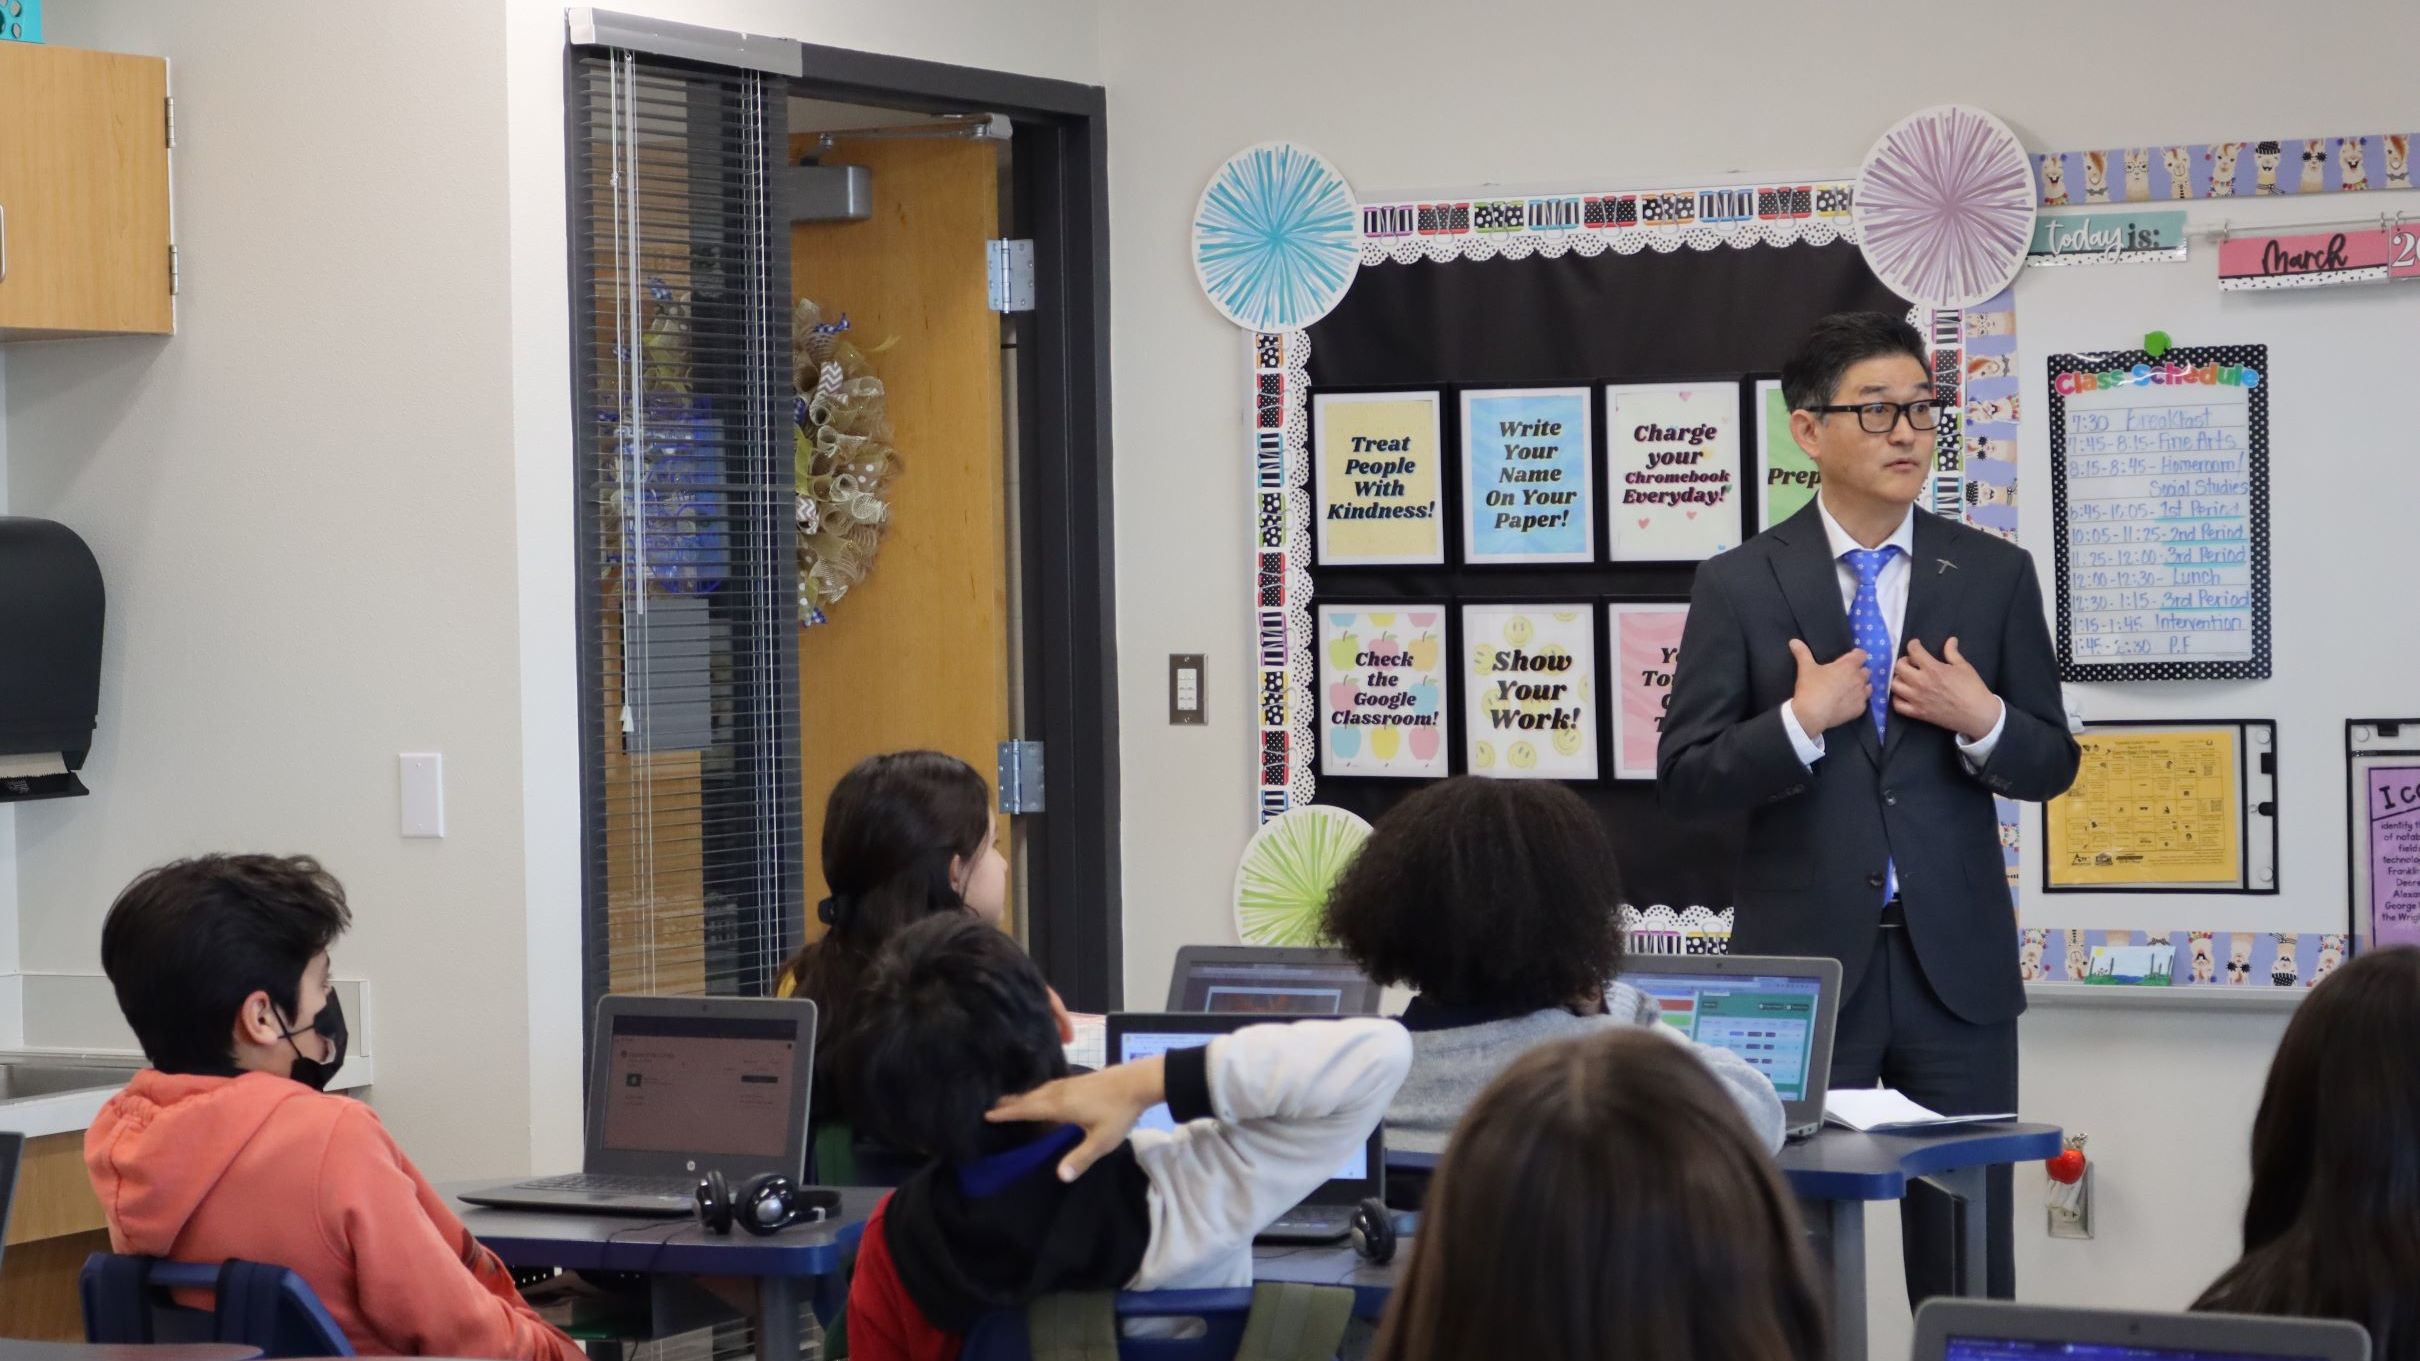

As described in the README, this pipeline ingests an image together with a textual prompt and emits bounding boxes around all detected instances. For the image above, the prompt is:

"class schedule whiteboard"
[2047,345,2271,681]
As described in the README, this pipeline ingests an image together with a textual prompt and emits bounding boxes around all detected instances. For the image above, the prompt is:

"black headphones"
[693,1170,841,1236]
[1348,1197,1395,1265]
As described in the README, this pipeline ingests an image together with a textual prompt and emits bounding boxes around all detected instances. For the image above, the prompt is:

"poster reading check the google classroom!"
[1461,387,1594,565]
[1311,391,1446,567]
[1604,383,1743,562]
[1461,603,1599,781]
[1314,604,1450,780]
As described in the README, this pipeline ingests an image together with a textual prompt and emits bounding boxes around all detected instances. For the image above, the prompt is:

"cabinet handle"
[1,202,8,283]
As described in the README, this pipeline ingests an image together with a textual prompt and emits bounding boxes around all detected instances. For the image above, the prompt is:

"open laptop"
[0,1130,21,1275]
[1107,1012,1381,1245]
[1619,953,1842,1140]
[1165,945,1383,1015]
[460,994,817,1216]
[1915,1299,2368,1361]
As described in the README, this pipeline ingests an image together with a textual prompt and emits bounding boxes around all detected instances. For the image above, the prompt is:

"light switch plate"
[399,753,445,838]
[1169,654,1205,725]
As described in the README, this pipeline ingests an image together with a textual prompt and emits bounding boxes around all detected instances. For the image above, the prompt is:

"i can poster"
[1604,382,1742,562]
[1461,602,1599,781]
[1315,604,1450,779]
[1460,387,1594,565]
[1608,602,1689,780]
[1753,379,1821,530]
[1311,391,1446,566]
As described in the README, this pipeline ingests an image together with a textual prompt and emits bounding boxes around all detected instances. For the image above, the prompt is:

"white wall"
[1097,0,2407,1350]
[7,0,540,1175]
[4,0,1099,1173]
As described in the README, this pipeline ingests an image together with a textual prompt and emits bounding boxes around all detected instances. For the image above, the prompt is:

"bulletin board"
[1232,127,2420,979]
[1251,180,1981,916]
[2007,134,2420,992]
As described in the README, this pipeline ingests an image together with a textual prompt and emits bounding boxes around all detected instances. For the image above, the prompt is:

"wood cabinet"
[0,41,173,340]
[0,1129,111,1340]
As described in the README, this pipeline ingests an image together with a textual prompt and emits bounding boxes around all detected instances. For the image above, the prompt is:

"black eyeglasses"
[1807,400,1942,434]
[2226,959,2252,975]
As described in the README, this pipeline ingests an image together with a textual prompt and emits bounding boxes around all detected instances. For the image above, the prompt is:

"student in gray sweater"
[1322,777,1785,1155]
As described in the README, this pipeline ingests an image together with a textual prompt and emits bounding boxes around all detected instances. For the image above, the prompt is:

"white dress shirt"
[1779,499,2006,768]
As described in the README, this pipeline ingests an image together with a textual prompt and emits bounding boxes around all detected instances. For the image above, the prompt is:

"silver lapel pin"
[1936,558,1958,575]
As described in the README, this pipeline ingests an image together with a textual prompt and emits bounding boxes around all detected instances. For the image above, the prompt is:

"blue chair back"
[959,1289,1258,1361]
[81,1253,355,1358]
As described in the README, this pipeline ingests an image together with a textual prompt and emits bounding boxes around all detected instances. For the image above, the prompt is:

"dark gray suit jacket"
[1655,503,2080,1024]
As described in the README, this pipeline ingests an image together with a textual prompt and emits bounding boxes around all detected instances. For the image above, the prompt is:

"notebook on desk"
[1915,1299,2368,1361]
[1621,954,1843,1141]
[460,994,818,1217]
[1106,1012,1382,1245]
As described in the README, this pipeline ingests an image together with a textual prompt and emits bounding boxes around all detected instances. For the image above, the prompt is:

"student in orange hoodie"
[83,853,583,1361]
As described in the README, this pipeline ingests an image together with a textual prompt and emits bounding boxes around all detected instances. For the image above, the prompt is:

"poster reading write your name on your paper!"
[1462,388,1594,565]
[1604,383,1742,562]
[1461,603,1598,781]
[1315,605,1450,780]
[1609,603,1688,781]
[1753,379,1821,531]
[1311,391,1446,566]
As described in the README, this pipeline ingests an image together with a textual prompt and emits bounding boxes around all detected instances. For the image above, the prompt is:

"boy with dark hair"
[839,915,1410,1361]
[84,854,583,1361]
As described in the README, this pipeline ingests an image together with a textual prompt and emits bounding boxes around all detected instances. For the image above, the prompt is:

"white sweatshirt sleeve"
[1122,1017,1412,1291]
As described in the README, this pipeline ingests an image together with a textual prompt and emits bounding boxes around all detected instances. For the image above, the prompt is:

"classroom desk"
[445,1185,881,1361]
[0,1348,259,1361]
[1251,1242,1400,1321]
[0,1336,260,1346]
[1382,1121,2062,1361]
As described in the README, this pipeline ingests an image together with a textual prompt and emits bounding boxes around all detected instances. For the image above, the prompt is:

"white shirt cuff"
[1956,698,2009,769]
[1780,701,1826,767]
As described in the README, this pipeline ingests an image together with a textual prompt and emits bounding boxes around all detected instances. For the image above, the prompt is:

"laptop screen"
[1625,970,1826,1103]
[599,1013,803,1160]
[1945,1339,2335,1361]
[1175,960,1372,1015]
[1115,1027,1368,1181]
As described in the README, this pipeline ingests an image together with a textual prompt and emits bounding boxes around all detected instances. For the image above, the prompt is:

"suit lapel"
[1766,502,1880,767]
[1886,510,1957,763]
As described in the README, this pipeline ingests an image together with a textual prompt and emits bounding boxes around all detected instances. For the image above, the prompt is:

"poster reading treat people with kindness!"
[1316,604,1450,779]
[1603,383,1742,562]
[1608,603,1689,781]
[1311,391,1446,566]
[1461,602,1599,781]
[1461,387,1595,565]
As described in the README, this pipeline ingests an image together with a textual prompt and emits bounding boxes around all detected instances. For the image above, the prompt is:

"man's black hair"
[1780,311,1929,415]
[99,854,352,1075]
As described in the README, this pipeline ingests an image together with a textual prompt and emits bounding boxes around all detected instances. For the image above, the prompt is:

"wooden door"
[0,43,172,338]
[791,138,1014,931]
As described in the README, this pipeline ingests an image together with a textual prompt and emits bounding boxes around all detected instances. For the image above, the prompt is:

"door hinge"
[997,740,1045,814]
[164,95,176,149]
[167,244,179,296]
[985,239,1035,314]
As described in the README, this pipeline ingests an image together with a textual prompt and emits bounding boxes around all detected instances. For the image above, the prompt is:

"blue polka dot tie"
[1845,545,1899,904]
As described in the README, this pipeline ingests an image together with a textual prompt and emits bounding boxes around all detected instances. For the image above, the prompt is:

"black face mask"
[277,991,348,1092]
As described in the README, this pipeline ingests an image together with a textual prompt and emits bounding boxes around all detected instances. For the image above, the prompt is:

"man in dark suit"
[1657,312,2080,1300]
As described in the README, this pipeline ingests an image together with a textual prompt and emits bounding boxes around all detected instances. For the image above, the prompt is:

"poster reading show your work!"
[1461,602,1599,781]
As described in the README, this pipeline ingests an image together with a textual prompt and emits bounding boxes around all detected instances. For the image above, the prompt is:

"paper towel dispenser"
[0,517,104,802]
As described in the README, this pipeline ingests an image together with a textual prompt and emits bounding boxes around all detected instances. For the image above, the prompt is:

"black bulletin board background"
[1304,239,1904,910]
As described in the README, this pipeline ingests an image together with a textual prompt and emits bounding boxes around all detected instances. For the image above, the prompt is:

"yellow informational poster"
[1312,390,1446,566]
[2046,727,2242,888]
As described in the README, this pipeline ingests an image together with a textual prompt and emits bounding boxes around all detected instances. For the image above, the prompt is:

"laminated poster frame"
[2040,718,2278,895]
